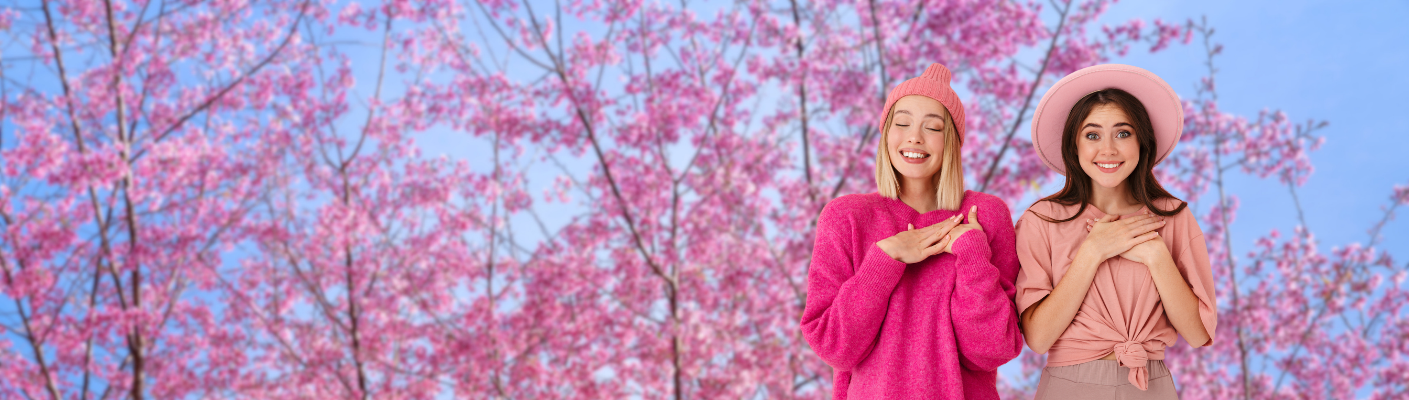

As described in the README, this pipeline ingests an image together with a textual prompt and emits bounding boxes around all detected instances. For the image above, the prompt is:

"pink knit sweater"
[801,191,1023,399]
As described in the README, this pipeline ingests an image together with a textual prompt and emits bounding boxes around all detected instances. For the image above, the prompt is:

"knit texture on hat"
[878,63,966,144]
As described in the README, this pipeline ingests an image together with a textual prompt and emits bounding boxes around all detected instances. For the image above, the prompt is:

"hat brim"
[1031,64,1184,175]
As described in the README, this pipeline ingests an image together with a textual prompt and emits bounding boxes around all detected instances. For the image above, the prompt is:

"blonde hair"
[875,104,965,210]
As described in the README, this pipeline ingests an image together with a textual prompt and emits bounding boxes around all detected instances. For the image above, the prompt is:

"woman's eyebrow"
[896,109,941,119]
[1082,122,1133,129]
[895,109,944,120]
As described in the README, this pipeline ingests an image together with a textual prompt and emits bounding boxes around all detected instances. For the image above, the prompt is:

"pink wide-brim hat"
[1031,64,1184,175]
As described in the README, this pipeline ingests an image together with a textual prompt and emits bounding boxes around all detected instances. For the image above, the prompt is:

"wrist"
[1147,250,1176,271]
[1076,241,1097,260]
[1074,243,1105,270]
[877,238,901,261]
[950,229,989,255]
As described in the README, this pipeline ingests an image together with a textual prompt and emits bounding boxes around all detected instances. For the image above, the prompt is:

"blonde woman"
[801,63,1022,399]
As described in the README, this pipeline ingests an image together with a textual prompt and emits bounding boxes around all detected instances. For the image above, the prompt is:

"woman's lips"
[1094,161,1124,173]
[899,149,930,164]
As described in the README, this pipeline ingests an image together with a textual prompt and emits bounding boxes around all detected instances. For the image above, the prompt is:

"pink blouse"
[1014,198,1218,390]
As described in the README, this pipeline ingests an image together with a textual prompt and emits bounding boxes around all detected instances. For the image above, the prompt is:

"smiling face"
[1075,103,1142,190]
[1043,88,1181,222]
[885,95,951,186]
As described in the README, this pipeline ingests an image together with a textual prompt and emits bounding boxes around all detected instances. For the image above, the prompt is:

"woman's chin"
[896,169,938,182]
[1091,177,1130,189]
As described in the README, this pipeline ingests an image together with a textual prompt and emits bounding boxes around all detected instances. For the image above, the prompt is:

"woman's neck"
[1089,181,1141,215]
[899,177,939,214]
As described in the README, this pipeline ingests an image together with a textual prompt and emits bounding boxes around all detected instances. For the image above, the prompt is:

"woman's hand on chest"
[1080,211,1166,261]
[940,205,985,255]
[878,213,962,264]
[1117,236,1172,266]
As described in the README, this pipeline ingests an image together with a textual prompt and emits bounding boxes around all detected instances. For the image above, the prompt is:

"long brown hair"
[1031,88,1186,223]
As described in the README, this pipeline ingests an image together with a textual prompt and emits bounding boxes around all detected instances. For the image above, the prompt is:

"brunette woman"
[1016,64,1217,399]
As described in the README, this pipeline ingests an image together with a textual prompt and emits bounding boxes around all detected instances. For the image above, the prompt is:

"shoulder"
[962,190,1016,230]
[822,192,889,215]
[963,190,1008,208]
[819,192,890,226]
[1021,199,1058,215]
[1018,200,1071,224]
[962,190,1011,213]
[1150,197,1188,214]
[1152,197,1204,239]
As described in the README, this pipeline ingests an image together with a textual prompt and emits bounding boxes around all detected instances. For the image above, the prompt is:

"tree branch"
[977,0,1071,192]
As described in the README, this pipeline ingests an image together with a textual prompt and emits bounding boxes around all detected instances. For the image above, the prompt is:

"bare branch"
[977,0,1072,192]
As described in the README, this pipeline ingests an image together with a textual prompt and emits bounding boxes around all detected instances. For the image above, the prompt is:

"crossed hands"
[878,206,983,264]
[1082,211,1170,265]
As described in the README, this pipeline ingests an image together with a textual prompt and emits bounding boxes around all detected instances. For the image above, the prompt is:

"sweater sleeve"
[948,198,1023,372]
[800,201,908,371]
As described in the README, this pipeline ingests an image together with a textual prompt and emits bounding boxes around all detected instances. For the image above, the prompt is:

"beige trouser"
[1034,360,1178,400]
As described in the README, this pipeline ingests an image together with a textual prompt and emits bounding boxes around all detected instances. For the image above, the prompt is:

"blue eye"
[1116,130,1131,138]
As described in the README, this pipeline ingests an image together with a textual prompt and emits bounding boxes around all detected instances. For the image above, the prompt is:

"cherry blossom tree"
[0,0,327,398]
[0,0,1404,399]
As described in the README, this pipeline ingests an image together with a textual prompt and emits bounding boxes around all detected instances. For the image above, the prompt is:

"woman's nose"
[1098,137,1117,152]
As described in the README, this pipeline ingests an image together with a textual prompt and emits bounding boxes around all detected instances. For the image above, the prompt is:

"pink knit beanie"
[878,63,966,145]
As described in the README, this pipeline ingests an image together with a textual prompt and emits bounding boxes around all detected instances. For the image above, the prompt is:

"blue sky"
[1099,0,1409,257]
